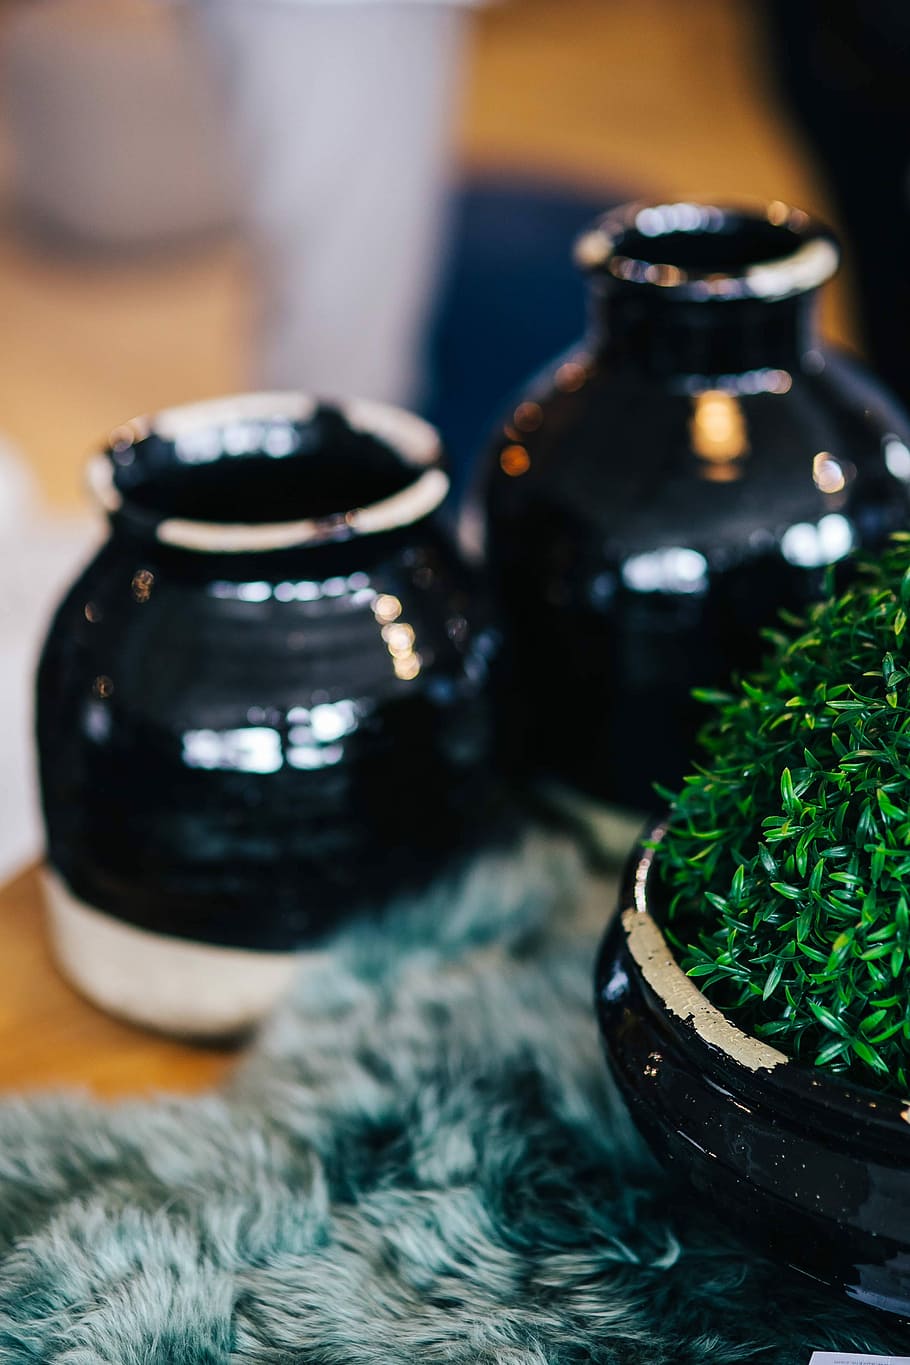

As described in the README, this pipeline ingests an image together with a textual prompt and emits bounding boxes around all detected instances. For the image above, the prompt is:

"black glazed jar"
[469,200,910,824]
[37,393,507,1035]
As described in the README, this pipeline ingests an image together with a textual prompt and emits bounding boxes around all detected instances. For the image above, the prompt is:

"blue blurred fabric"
[423,177,620,503]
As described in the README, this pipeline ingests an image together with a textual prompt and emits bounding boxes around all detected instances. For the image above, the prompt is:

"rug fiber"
[0,828,906,1364]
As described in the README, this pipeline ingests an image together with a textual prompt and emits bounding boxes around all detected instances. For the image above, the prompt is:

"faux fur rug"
[0,828,906,1364]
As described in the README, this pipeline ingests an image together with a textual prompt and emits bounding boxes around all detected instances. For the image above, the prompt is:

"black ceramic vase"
[595,822,910,1321]
[468,200,910,824]
[37,393,508,1035]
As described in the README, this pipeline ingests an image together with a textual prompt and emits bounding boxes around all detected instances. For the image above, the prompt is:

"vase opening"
[577,201,839,301]
[88,393,449,552]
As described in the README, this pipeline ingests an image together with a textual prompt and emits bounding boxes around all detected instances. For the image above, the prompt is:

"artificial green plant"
[659,536,910,1095]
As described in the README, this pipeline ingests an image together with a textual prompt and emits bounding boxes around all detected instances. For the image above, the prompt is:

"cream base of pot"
[42,868,308,1038]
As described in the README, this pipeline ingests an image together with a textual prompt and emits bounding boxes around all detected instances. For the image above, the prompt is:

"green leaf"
[762,961,784,1001]
[877,789,904,820]
[808,1000,848,1036]
[851,1038,889,1072]
[655,536,910,1099]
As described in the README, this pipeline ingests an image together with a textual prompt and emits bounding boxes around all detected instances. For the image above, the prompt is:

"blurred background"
[0,0,898,877]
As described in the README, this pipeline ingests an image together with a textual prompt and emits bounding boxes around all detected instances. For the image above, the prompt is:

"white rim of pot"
[621,830,788,1074]
[86,392,449,554]
[574,199,839,302]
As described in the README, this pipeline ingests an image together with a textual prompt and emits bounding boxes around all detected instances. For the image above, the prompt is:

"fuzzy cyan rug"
[0,830,906,1365]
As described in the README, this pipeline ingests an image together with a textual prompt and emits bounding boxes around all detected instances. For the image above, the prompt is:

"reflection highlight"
[780,513,853,568]
[812,452,847,494]
[622,547,709,595]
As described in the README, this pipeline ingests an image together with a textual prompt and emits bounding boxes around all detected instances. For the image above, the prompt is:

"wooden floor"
[0,0,847,1097]
[0,867,234,1096]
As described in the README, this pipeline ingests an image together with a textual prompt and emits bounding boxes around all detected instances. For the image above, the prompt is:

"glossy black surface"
[38,397,511,951]
[471,201,910,811]
[595,821,910,1320]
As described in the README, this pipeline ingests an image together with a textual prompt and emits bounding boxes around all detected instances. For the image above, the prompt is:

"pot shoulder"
[481,349,910,564]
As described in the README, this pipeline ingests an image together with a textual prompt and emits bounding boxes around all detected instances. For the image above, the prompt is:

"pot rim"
[575,198,839,302]
[86,391,449,554]
[619,815,910,1142]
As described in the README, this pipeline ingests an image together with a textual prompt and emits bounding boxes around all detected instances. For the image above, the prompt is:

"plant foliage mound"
[659,538,910,1096]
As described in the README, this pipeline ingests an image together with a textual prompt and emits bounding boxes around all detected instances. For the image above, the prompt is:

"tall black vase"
[467,200,910,825]
[37,394,508,1036]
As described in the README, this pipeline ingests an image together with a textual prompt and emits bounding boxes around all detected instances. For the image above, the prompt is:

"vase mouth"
[87,392,449,554]
[617,816,910,1135]
[575,200,839,302]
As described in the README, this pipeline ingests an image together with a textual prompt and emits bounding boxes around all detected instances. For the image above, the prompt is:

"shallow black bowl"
[595,817,910,1320]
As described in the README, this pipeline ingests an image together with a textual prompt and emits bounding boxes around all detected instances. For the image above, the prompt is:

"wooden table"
[0,866,235,1098]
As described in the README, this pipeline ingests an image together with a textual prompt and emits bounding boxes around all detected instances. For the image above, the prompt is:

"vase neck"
[588,286,816,382]
[575,200,837,385]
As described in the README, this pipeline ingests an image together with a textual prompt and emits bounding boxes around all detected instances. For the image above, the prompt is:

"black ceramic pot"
[37,393,509,1035]
[468,200,910,819]
[595,819,910,1320]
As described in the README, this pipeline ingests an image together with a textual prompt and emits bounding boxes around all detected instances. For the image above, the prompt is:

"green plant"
[658,537,910,1095]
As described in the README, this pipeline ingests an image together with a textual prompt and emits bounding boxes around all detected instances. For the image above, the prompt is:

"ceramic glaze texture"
[37,394,506,952]
[595,823,910,1321]
[473,201,910,812]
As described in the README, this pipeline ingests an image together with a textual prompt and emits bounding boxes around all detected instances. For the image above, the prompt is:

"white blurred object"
[0,441,99,881]
[2,0,473,405]
[0,0,235,249]
[0,435,37,530]
[191,0,470,405]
